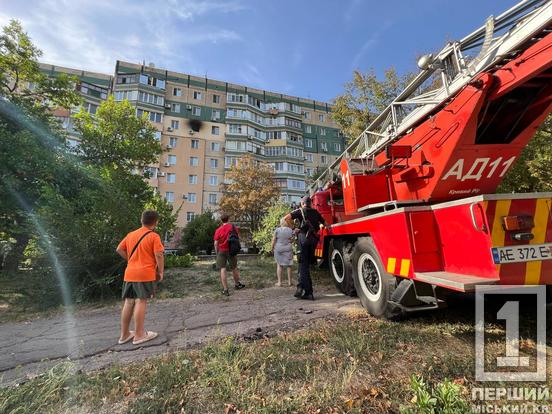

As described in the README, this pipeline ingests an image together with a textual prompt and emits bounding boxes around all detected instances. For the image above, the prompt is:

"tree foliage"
[252,202,293,256]
[219,156,280,233]
[0,20,175,301]
[180,211,219,255]
[332,68,411,143]
[499,116,552,193]
[73,96,162,170]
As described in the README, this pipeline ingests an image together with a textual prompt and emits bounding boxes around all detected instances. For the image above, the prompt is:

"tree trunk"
[2,233,29,273]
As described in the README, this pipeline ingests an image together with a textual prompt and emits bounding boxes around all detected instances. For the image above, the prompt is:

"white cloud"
[350,21,393,70]
[0,0,245,75]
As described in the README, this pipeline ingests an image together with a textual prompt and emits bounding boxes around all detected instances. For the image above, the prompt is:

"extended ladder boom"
[309,0,552,194]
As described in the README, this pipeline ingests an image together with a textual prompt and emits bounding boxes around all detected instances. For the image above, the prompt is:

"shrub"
[252,202,292,255]
[165,253,194,268]
[400,375,468,414]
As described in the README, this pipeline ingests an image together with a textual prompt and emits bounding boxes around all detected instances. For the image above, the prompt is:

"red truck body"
[309,2,552,316]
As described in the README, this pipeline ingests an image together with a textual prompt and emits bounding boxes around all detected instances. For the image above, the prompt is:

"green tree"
[73,96,162,170]
[499,116,552,193]
[252,202,292,255]
[219,155,280,233]
[332,68,410,143]
[180,211,219,255]
[0,20,80,271]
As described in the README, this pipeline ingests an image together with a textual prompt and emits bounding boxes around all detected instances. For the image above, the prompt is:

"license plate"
[491,243,552,264]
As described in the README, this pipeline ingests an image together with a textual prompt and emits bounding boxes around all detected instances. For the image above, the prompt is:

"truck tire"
[351,237,400,318]
[329,239,356,296]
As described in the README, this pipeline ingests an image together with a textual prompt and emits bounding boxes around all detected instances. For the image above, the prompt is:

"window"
[229,124,243,134]
[302,111,310,119]
[154,131,161,141]
[209,175,218,186]
[212,94,220,104]
[225,156,238,168]
[168,155,176,165]
[192,106,201,116]
[166,173,176,183]
[171,120,179,129]
[138,91,164,106]
[171,103,180,112]
[208,193,217,205]
[305,125,312,134]
[320,128,326,136]
[305,153,313,162]
[211,142,220,152]
[189,157,199,166]
[116,74,138,84]
[306,167,313,176]
[169,137,177,148]
[321,142,328,152]
[165,192,174,203]
[285,118,301,129]
[210,158,218,169]
[114,90,138,101]
[319,114,325,122]
[305,139,313,148]
[188,175,198,184]
[334,143,341,152]
[186,212,195,221]
[173,87,182,96]
[140,74,165,90]
[191,139,199,149]
[136,109,162,123]
[211,126,220,135]
[321,155,327,164]
[193,91,202,100]
[187,193,196,203]
[85,103,98,115]
[211,109,221,121]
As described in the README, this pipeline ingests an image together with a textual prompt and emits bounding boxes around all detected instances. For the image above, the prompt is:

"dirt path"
[0,286,362,385]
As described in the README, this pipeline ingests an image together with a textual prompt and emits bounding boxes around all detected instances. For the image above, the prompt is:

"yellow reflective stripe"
[491,200,512,274]
[525,199,550,284]
[399,259,410,277]
[387,257,396,273]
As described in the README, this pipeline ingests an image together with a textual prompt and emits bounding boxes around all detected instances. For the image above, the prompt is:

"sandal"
[117,330,135,345]
[132,331,158,345]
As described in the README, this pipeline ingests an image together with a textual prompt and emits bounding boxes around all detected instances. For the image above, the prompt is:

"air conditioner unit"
[166,127,173,132]
[158,172,166,177]
[165,144,172,149]
[186,105,192,110]
[164,162,171,167]
[188,130,195,135]
[165,104,171,109]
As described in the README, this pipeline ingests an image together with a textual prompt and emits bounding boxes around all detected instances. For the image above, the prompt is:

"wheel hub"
[360,255,380,296]
[331,250,345,283]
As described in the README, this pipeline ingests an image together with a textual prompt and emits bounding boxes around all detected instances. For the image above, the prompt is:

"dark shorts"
[216,251,238,270]
[121,281,156,299]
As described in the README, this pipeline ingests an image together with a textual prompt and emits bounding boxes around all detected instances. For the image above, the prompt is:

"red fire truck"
[310,0,552,318]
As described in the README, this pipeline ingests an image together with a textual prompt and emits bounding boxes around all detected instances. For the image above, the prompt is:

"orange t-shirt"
[117,227,164,282]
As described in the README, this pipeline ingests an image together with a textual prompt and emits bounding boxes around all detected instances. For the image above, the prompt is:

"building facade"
[40,61,345,227]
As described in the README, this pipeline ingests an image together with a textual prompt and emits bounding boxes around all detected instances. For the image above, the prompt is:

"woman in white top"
[271,218,294,286]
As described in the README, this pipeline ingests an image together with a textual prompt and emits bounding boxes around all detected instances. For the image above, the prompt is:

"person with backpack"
[213,213,246,296]
[115,210,164,345]
[284,196,326,300]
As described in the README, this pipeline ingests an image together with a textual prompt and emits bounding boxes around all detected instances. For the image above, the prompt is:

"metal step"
[414,272,499,292]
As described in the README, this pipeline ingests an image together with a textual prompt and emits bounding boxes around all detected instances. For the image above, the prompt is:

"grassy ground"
[0,256,331,323]
[1,303,550,413]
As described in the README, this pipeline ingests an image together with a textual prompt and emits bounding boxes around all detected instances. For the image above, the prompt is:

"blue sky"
[0,0,521,102]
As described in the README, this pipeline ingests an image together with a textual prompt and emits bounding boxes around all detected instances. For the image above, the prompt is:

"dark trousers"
[298,233,316,295]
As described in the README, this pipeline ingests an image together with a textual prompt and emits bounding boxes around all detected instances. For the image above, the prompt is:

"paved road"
[0,286,362,385]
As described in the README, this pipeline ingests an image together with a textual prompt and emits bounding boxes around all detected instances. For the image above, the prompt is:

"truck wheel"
[329,239,356,296]
[352,237,400,318]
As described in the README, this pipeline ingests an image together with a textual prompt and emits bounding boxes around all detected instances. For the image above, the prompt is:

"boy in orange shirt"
[116,210,165,345]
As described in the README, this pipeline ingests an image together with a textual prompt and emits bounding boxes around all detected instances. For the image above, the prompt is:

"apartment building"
[39,61,345,227]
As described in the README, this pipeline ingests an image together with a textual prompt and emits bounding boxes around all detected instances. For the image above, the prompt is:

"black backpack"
[228,225,241,256]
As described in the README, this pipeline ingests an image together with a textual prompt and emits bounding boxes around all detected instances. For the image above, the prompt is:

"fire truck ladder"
[309,0,552,194]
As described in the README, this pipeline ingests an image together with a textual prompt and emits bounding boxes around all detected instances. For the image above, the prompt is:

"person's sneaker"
[300,292,315,301]
[235,282,246,290]
[294,287,304,298]
[222,289,230,296]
